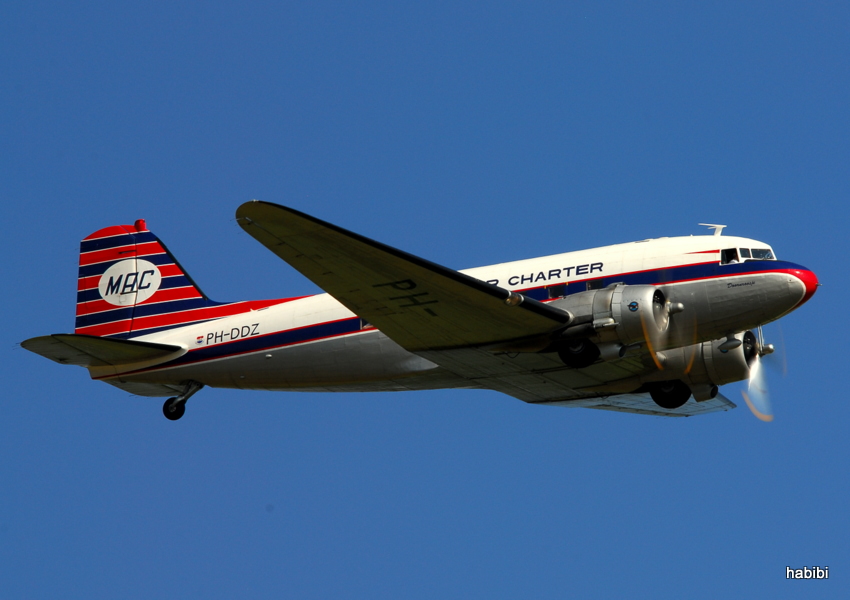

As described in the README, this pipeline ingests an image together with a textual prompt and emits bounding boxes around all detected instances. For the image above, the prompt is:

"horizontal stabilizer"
[236,201,570,352]
[21,334,185,368]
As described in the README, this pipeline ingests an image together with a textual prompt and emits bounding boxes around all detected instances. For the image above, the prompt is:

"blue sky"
[2,2,847,598]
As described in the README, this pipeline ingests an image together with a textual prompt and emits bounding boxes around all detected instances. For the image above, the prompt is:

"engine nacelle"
[550,284,671,348]
[642,330,758,390]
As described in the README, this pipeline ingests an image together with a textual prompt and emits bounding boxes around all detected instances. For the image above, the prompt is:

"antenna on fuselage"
[698,223,727,236]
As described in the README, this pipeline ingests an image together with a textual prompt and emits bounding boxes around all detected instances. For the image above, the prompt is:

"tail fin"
[75,219,222,338]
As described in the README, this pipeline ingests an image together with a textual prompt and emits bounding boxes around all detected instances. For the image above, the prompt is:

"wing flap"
[236,201,569,351]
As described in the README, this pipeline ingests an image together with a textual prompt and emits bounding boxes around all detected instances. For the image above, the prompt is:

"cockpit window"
[720,248,739,265]
[740,248,751,259]
[750,248,775,260]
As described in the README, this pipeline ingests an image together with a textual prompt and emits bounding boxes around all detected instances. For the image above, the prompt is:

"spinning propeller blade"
[768,321,788,376]
[742,353,773,422]
[741,326,777,422]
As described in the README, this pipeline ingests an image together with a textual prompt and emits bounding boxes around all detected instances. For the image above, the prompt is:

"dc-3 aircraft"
[23,201,818,421]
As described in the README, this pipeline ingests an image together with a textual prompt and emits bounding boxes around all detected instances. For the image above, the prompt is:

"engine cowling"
[701,330,758,386]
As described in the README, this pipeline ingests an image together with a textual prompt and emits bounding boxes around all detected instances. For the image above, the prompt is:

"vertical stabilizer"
[75,219,220,338]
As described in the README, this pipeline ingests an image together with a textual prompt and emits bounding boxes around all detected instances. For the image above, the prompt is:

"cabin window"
[740,248,751,259]
[548,283,567,299]
[586,279,604,291]
[720,248,740,265]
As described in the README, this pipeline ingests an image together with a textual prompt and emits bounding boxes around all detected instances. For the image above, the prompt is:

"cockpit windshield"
[721,247,776,265]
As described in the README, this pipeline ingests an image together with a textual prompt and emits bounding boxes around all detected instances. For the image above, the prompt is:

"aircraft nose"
[789,267,819,307]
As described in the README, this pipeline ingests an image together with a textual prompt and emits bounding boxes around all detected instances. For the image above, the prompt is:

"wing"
[236,201,569,352]
[409,346,736,417]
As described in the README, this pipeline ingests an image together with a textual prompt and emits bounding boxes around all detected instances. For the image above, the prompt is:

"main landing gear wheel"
[558,339,601,369]
[163,397,185,421]
[649,380,692,409]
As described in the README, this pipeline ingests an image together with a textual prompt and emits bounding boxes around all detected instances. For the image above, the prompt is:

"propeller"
[741,325,781,422]
[639,290,667,369]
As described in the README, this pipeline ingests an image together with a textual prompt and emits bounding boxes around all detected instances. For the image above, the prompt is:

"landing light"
[504,293,524,306]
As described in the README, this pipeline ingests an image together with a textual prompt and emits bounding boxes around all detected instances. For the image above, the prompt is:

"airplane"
[22,201,818,421]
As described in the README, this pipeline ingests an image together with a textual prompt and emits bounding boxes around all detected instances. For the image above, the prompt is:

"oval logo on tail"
[98,259,162,306]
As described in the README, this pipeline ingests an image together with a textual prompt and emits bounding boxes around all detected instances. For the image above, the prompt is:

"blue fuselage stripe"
[99,318,363,377]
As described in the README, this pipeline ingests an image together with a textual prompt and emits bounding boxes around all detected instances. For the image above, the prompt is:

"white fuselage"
[97,234,813,398]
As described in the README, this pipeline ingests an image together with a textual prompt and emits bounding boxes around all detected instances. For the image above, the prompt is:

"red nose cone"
[792,268,819,306]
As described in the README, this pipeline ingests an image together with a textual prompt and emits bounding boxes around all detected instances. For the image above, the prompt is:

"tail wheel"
[163,397,185,421]
[558,339,601,369]
[649,380,691,409]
